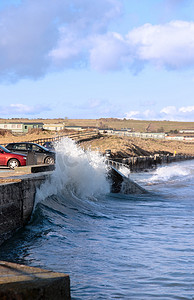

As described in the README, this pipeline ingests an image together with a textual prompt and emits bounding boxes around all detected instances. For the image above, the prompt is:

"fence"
[1,131,100,146]
[105,159,130,170]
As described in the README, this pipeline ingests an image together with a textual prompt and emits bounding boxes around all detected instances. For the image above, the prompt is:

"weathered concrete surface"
[109,166,147,194]
[0,261,70,300]
[109,154,194,172]
[0,168,51,246]
[15,164,55,173]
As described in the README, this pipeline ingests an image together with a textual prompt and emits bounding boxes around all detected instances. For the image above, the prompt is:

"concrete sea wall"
[0,173,49,246]
[109,154,194,172]
[109,166,147,194]
[0,167,71,299]
[0,261,71,300]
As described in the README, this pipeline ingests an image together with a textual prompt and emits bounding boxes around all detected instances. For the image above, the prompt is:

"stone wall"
[109,166,147,194]
[0,174,49,245]
[118,154,194,171]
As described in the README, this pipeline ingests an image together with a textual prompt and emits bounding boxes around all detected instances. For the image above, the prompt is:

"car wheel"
[44,156,55,164]
[8,159,19,169]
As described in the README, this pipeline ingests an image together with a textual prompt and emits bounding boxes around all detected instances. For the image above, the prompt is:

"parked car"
[0,145,27,169]
[6,142,55,165]
[43,141,55,150]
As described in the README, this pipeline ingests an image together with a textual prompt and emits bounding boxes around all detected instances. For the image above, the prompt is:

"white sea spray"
[35,138,110,206]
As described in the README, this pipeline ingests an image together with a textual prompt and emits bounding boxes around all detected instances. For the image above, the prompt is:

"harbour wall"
[0,169,52,246]
[109,166,147,194]
[0,261,71,300]
[107,154,194,172]
[0,166,71,299]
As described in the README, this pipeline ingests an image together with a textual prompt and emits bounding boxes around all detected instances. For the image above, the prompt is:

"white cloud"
[179,105,194,113]
[127,21,194,69]
[161,105,194,120]
[0,0,122,80]
[0,103,51,115]
[88,20,194,72]
[125,105,194,121]
[90,20,194,72]
[160,106,177,115]
[89,32,133,71]
[125,111,140,119]
[1,1,194,79]
[125,109,158,120]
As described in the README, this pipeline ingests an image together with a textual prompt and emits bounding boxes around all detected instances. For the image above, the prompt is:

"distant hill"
[1,118,194,133]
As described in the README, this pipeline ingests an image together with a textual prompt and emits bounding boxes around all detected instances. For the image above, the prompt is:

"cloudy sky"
[0,0,194,121]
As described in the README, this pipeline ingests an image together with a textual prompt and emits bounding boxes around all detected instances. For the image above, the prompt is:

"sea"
[0,138,193,300]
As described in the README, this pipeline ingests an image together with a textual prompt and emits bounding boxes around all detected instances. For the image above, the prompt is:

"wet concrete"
[0,261,70,300]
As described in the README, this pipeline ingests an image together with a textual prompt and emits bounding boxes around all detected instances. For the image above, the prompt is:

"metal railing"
[105,159,130,170]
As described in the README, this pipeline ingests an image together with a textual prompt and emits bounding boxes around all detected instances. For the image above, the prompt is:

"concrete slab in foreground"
[0,261,71,300]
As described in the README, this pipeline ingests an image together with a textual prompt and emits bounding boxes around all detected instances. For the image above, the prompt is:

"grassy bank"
[0,129,193,159]
[81,135,194,158]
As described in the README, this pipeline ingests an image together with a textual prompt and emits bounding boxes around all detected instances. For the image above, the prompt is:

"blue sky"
[0,0,194,121]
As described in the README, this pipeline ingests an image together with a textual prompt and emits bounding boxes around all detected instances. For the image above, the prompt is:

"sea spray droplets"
[119,166,130,178]
[149,164,190,183]
[35,138,110,205]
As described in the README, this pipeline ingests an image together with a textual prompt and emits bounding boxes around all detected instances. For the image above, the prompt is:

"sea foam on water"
[149,164,190,183]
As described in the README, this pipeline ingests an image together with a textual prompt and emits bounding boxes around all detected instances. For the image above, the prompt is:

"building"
[179,129,194,134]
[104,130,166,139]
[0,122,43,133]
[64,126,84,131]
[43,124,64,131]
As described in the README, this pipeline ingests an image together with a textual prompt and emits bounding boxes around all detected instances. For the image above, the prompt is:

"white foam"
[118,166,130,178]
[149,164,190,183]
[35,138,110,205]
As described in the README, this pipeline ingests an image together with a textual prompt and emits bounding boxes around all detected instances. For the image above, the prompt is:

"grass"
[1,118,194,133]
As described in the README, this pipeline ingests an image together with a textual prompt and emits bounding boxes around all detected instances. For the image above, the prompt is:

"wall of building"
[43,124,64,131]
[0,123,43,133]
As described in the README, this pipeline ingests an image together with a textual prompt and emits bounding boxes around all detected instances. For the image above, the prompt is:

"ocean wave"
[34,138,110,209]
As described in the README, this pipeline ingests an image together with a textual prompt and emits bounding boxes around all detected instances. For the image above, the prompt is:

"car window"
[26,144,32,151]
[32,145,43,152]
[0,145,10,153]
[12,144,26,150]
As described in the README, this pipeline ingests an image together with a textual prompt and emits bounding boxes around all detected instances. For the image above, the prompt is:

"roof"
[0,122,44,125]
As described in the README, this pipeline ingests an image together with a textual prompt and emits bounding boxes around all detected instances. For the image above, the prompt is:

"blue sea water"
[0,139,194,299]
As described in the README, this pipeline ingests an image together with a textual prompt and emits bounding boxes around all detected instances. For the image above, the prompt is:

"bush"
[28,128,43,135]
[0,129,11,136]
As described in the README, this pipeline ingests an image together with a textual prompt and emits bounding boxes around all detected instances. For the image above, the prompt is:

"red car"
[0,145,27,169]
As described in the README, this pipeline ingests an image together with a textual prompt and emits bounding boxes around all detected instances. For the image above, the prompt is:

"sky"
[0,0,194,121]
